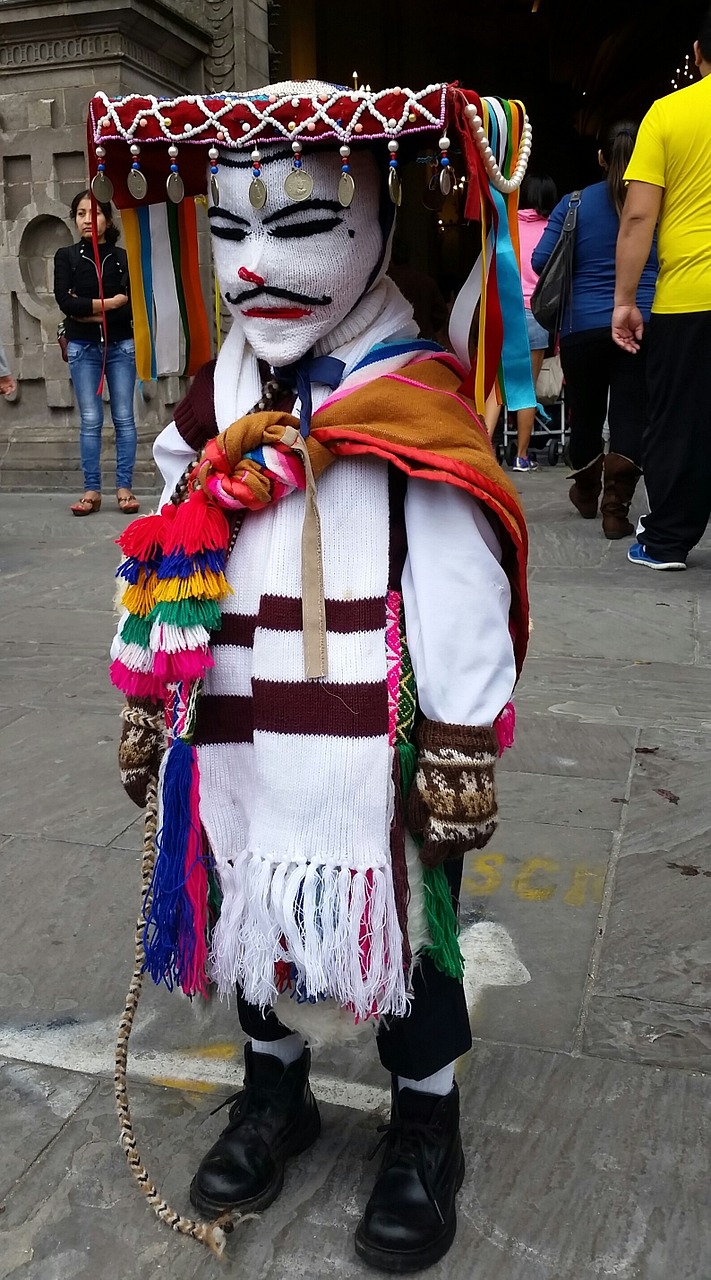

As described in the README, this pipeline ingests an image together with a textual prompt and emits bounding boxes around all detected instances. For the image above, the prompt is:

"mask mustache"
[225,284,332,307]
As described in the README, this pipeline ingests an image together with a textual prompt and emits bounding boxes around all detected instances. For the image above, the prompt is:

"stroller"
[495,354,568,468]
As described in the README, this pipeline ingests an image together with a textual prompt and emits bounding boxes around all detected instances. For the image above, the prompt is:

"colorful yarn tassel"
[109,660,166,702]
[143,738,210,997]
[153,647,215,684]
[111,495,230,703]
[120,613,153,648]
[495,700,516,754]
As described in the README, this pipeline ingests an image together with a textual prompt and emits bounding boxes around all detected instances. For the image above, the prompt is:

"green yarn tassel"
[148,599,223,630]
[397,739,418,798]
[397,740,464,983]
[121,612,152,648]
[422,864,464,982]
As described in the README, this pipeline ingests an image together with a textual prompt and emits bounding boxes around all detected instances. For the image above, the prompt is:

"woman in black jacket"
[54,191,139,515]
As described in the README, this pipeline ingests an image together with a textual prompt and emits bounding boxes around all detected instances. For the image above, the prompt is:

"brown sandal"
[117,491,140,514]
[70,492,101,516]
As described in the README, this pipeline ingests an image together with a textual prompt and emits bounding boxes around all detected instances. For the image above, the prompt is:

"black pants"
[640,312,711,562]
[560,328,648,470]
[236,858,472,1080]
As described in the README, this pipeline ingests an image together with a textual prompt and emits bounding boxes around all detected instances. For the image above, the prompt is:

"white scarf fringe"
[209,851,408,1021]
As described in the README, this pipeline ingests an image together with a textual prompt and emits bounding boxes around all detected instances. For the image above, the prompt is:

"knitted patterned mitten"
[407,720,498,867]
[118,698,165,808]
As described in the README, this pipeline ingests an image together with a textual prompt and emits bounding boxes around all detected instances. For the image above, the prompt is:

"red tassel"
[494,701,516,754]
[164,489,230,557]
[275,959,293,993]
[117,507,173,561]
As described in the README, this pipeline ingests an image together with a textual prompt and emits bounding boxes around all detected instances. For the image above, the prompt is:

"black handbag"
[529,190,582,333]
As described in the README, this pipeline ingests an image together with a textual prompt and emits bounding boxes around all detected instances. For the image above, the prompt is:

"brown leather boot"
[601,452,642,540]
[568,454,604,519]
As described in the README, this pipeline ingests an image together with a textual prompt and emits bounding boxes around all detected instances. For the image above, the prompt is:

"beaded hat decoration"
[86,80,532,408]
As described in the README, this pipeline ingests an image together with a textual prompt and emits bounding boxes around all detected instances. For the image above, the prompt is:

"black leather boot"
[568,453,604,519]
[355,1081,465,1273]
[190,1043,320,1217]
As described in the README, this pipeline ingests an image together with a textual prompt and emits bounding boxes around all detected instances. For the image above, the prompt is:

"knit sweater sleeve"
[173,359,218,451]
[401,478,516,726]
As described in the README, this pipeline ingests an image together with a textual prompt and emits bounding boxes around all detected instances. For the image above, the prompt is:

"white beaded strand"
[464,103,532,194]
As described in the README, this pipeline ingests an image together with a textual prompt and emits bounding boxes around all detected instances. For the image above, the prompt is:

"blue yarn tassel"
[116,556,160,585]
[157,548,227,580]
[143,738,201,992]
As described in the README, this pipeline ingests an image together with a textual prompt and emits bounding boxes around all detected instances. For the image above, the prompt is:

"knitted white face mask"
[209,146,384,366]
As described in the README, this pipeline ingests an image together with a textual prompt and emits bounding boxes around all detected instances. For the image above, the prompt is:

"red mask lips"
[242,306,313,320]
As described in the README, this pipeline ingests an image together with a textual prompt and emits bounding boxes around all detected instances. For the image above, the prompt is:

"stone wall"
[0,0,270,491]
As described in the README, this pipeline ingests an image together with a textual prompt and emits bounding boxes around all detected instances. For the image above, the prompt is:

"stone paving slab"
[2,1043,711,1280]
[527,581,696,664]
[525,522,613,570]
[592,727,711,1009]
[696,593,711,664]
[515,654,711,731]
[0,835,139,1019]
[498,770,626,828]
[0,1058,97,1203]
[0,712,135,845]
[0,604,115,650]
[463,820,613,1051]
[583,994,711,1073]
[497,713,638,781]
[0,643,114,713]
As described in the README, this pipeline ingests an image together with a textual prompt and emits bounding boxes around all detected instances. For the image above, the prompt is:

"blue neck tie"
[273,353,345,438]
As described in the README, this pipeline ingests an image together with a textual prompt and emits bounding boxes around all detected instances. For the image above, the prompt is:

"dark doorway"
[270,0,708,189]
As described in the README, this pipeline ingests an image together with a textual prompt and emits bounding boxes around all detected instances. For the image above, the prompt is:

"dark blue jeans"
[67,338,137,491]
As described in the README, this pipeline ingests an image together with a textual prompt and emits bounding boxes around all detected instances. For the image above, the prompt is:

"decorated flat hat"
[86,80,533,408]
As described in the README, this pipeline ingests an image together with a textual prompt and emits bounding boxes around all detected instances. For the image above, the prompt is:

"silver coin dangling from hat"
[166,146,184,203]
[285,140,313,201]
[91,170,113,203]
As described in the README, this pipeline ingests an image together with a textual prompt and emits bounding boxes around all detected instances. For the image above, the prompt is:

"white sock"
[251,1032,305,1067]
[397,1063,455,1096]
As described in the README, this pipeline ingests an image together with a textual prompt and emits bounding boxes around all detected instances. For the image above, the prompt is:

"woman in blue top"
[532,121,658,538]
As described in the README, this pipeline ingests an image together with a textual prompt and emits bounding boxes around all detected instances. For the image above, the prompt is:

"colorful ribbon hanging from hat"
[484,98,534,412]
[451,92,534,413]
[121,201,211,381]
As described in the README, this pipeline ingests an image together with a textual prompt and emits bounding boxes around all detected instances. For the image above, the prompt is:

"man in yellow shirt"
[613,6,711,570]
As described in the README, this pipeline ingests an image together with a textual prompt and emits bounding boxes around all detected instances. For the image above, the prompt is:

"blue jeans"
[67,338,137,491]
[525,307,551,352]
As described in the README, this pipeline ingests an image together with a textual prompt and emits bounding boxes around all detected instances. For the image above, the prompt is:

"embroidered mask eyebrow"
[208,199,345,242]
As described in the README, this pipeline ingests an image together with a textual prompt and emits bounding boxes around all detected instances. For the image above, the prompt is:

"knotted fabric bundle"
[195,410,337,678]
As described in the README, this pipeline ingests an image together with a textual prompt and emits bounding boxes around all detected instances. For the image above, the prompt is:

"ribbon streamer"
[150,204,181,375]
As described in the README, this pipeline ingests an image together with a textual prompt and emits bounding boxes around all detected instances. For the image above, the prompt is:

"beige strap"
[284,425,328,680]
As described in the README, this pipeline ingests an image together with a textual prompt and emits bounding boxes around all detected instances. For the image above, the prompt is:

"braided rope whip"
[113,777,231,1258]
[120,703,164,734]
[113,375,288,1253]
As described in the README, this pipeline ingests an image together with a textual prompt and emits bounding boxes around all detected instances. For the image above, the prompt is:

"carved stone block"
[45,378,74,408]
[28,98,54,129]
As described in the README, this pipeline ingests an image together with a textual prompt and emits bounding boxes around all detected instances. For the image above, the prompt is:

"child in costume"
[99,81,531,1271]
